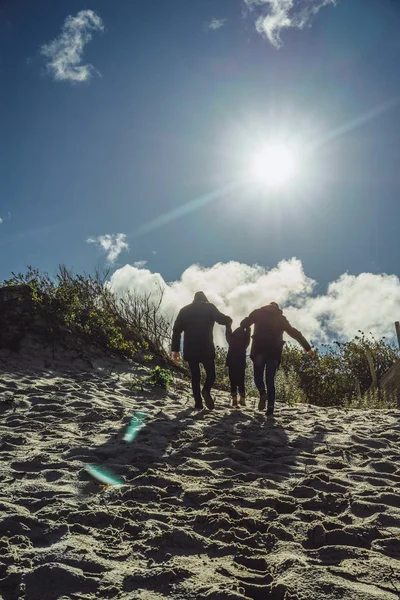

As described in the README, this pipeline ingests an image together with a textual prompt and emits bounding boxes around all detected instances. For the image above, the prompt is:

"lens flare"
[123,410,147,443]
[85,464,125,487]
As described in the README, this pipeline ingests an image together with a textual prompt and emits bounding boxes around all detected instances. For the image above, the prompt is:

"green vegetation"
[145,366,173,390]
[214,333,398,409]
[281,334,398,408]
[130,366,173,391]
[275,368,308,406]
[1,265,171,362]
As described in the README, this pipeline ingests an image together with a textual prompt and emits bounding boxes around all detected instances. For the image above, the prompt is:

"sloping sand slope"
[1,360,400,600]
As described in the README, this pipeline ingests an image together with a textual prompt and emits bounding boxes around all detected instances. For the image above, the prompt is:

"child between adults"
[225,323,251,408]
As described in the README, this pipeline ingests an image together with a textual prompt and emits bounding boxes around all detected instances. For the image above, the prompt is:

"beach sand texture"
[1,357,400,600]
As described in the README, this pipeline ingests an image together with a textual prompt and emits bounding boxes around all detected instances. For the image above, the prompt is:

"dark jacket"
[225,326,251,366]
[240,304,311,361]
[172,298,232,360]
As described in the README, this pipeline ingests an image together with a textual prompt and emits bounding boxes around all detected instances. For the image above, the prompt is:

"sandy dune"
[1,356,400,600]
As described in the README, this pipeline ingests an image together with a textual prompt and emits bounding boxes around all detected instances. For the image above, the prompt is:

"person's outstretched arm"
[282,316,312,352]
[240,310,258,330]
[171,309,184,355]
[212,305,232,327]
[225,323,233,345]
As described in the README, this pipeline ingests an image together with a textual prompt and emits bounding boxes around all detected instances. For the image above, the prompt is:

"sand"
[1,354,400,600]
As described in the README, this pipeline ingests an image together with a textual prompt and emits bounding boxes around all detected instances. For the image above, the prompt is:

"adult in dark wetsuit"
[171,291,232,410]
[241,302,313,416]
[225,325,251,408]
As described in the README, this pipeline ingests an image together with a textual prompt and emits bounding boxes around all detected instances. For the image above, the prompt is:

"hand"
[172,351,181,362]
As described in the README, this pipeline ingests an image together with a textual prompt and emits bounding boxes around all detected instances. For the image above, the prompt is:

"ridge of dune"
[1,348,400,600]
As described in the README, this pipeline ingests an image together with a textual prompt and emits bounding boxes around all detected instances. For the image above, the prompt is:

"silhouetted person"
[241,302,312,416]
[172,291,232,410]
[225,324,250,408]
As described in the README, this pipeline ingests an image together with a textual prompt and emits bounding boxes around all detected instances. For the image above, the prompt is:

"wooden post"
[366,350,378,388]
[395,321,400,351]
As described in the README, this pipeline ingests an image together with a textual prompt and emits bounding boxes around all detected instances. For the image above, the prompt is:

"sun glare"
[249,143,297,187]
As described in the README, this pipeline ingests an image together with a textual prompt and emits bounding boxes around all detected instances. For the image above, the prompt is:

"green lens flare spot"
[85,464,124,487]
[123,410,147,443]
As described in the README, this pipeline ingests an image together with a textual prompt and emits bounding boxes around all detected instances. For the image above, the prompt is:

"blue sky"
[2,0,400,340]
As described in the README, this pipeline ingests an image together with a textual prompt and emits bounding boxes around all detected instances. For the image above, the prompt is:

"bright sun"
[249,142,298,187]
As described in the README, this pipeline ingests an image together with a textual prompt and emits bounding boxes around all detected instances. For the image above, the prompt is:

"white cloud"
[244,0,337,48]
[0,217,3,224]
[41,10,104,82]
[306,273,400,341]
[133,260,148,269]
[108,258,400,347]
[87,233,129,263]
[208,18,226,30]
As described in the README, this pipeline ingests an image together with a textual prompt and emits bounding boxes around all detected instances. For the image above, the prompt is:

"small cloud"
[244,0,337,48]
[0,212,11,224]
[40,9,104,82]
[152,250,157,255]
[133,260,148,269]
[208,17,226,30]
[87,233,129,263]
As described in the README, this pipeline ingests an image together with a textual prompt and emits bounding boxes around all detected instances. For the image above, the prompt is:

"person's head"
[193,291,209,303]
[269,302,280,310]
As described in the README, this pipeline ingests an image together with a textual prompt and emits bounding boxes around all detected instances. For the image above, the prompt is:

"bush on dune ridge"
[279,336,398,408]
[1,266,398,408]
[215,339,398,409]
[1,265,172,363]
